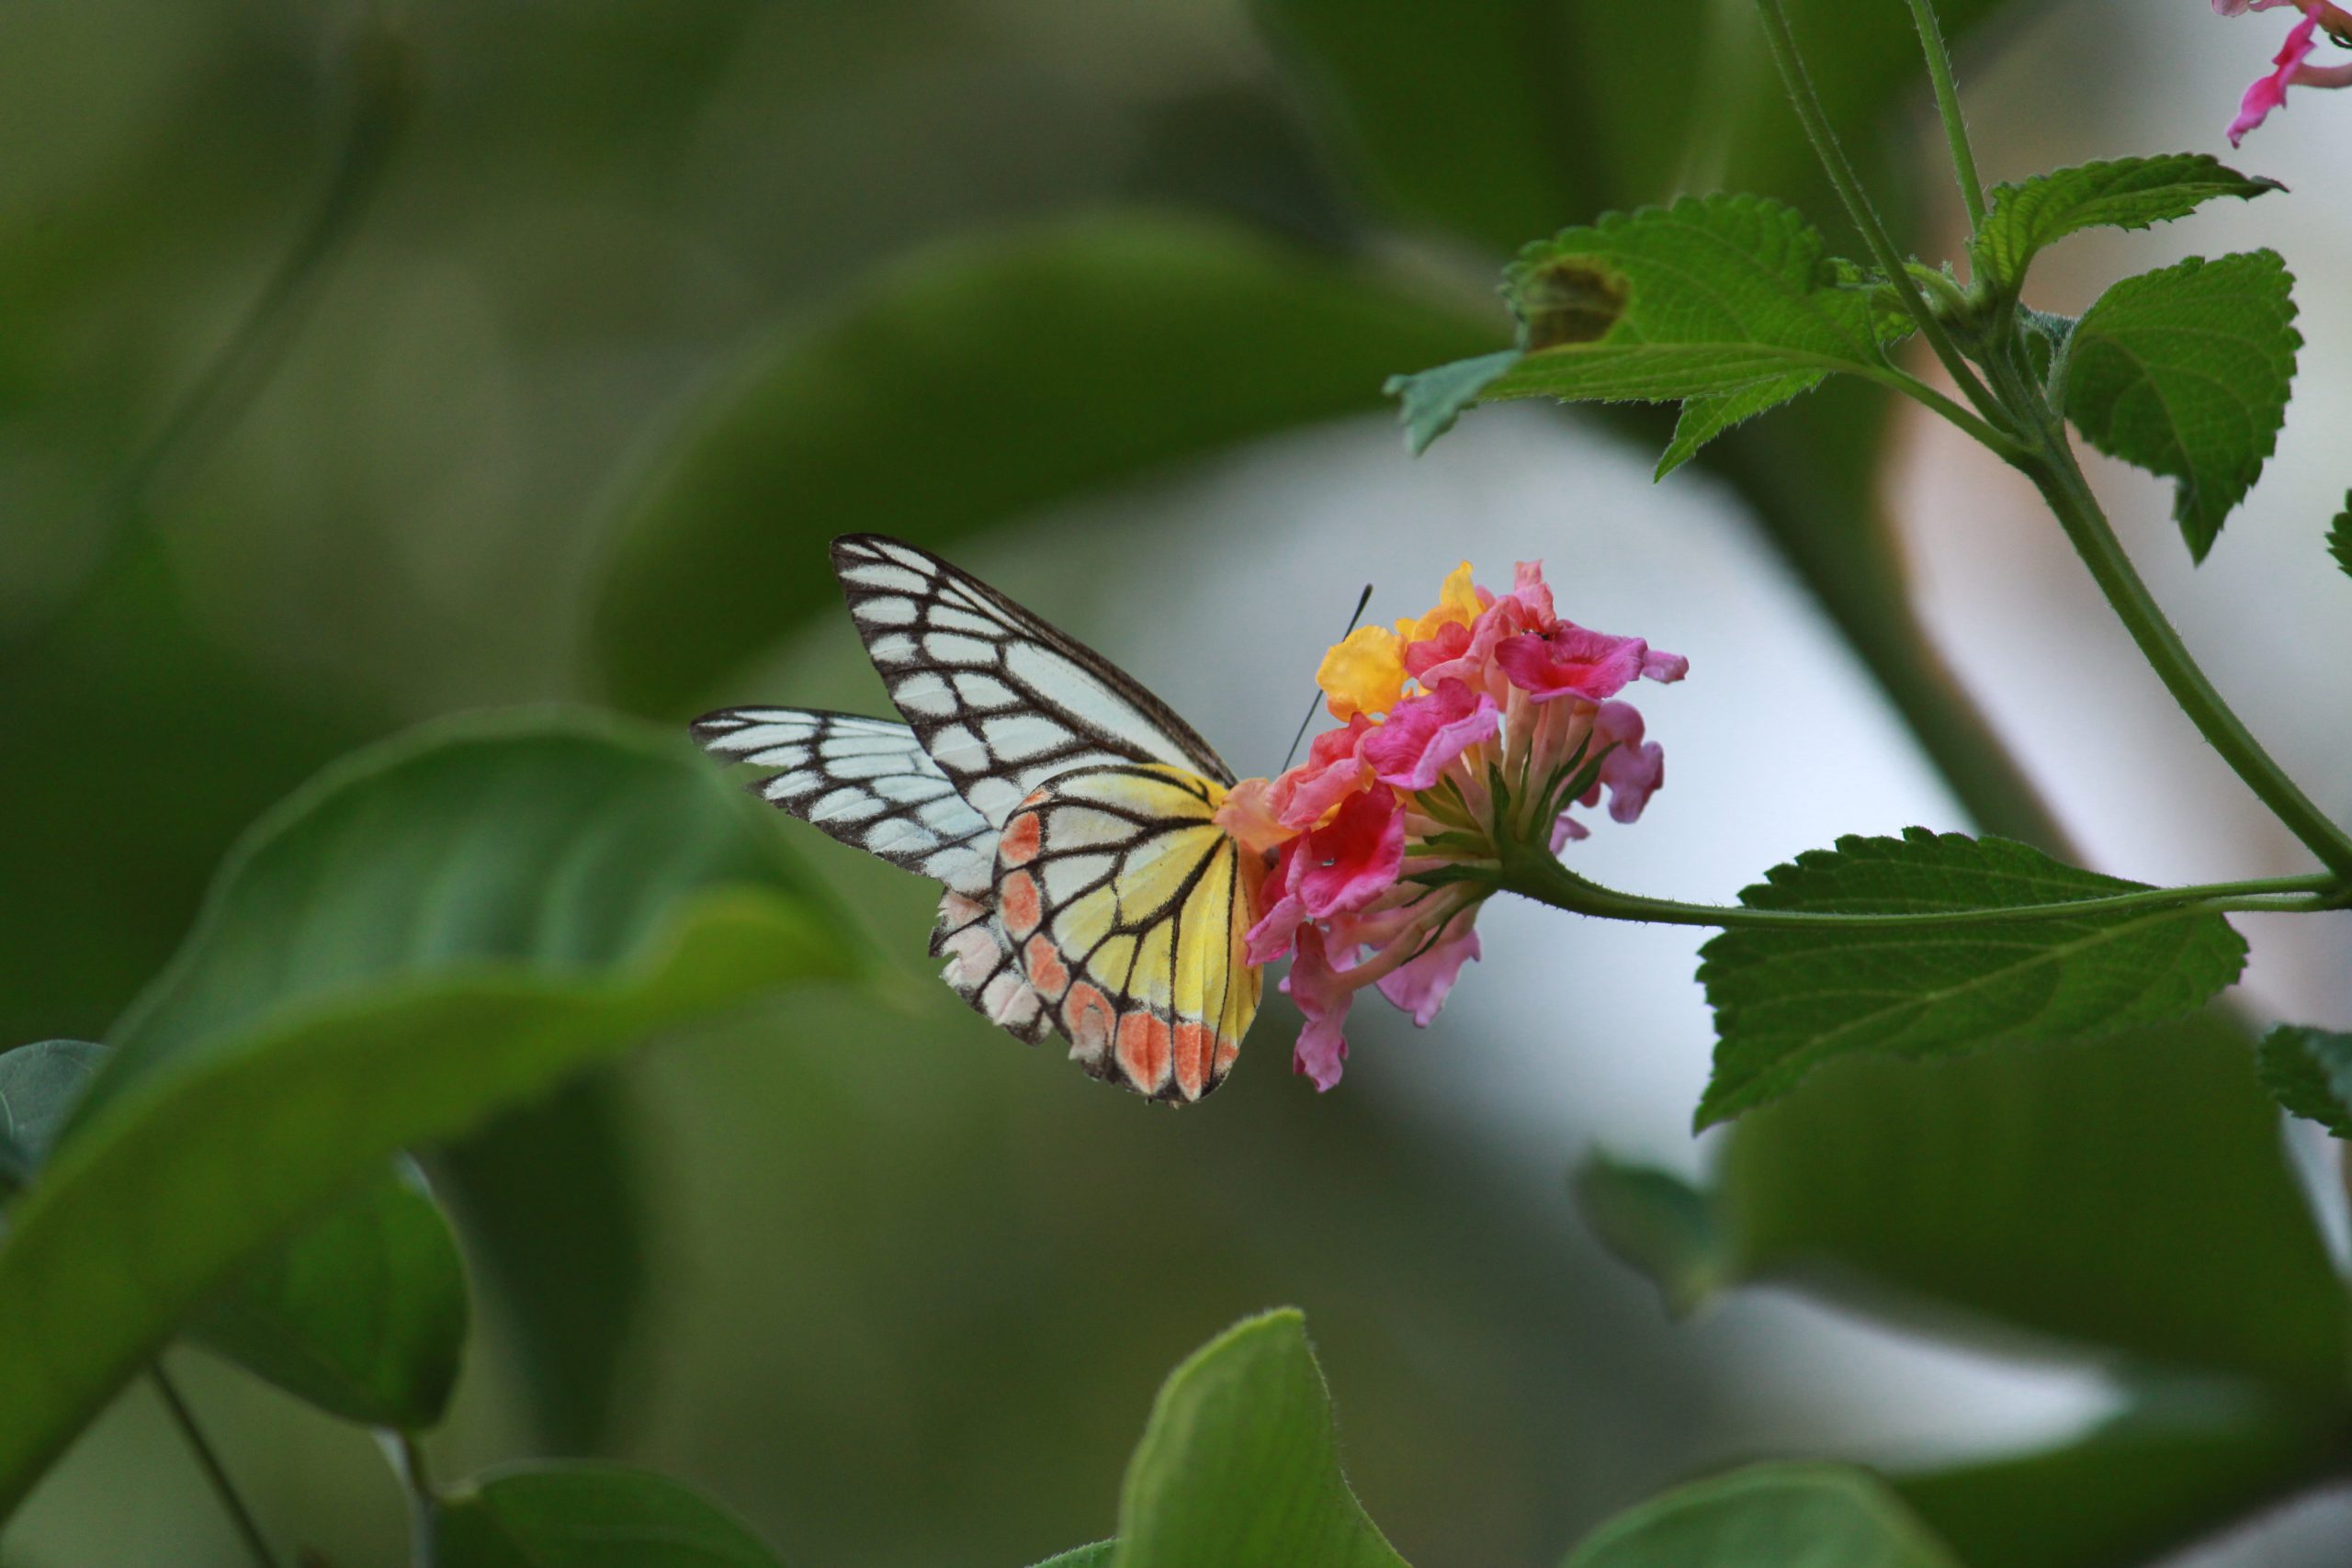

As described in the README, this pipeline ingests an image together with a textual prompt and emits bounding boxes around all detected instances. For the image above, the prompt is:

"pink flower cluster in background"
[1214,561,1685,1091]
[2217,0,2352,144]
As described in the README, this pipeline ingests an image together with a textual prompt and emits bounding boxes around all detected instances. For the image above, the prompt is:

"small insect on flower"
[1214,560,1685,1092]
[2215,0,2352,145]
[695,541,1682,1104]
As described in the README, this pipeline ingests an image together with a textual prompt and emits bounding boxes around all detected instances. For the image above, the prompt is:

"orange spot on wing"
[1215,1037,1240,1074]
[1116,1012,1173,1095]
[1000,869,1042,938]
[999,811,1043,866]
[1172,1021,1214,1100]
[1022,934,1070,1002]
[1064,984,1114,1064]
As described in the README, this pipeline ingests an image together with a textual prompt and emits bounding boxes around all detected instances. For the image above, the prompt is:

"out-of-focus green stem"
[1905,0,1987,230]
[153,1366,282,1568]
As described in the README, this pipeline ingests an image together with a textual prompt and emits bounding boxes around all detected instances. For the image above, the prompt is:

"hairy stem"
[1905,0,1988,230]
[152,1366,282,1568]
[1500,857,2337,931]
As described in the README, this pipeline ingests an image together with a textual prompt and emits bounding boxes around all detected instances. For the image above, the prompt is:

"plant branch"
[152,1365,282,1568]
[1905,0,1987,230]
[1496,857,2338,931]
[1749,0,2003,424]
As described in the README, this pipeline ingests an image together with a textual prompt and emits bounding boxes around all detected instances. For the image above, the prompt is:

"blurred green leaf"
[2063,252,2299,563]
[1697,830,2248,1126]
[2327,492,2351,581]
[586,213,1495,716]
[1112,1310,1408,1568]
[188,1160,468,1432]
[1561,1462,1961,1568]
[1572,1153,1728,1319]
[1971,155,2281,293]
[1032,1547,1114,1568]
[432,1462,785,1567]
[438,1074,650,1450]
[0,1043,106,1192]
[0,711,856,1519]
[1718,1014,2352,1385]
[1895,1397,2340,1568]
[0,1040,469,1430]
[1388,197,1903,472]
[2256,1026,2352,1138]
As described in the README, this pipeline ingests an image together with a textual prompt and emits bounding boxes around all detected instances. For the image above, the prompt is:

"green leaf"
[187,1161,468,1431]
[438,1075,650,1450]
[2063,252,2299,562]
[1697,829,2247,1127]
[1562,1462,1962,1568]
[1390,197,1902,467]
[0,1041,468,1430]
[432,1462,785,1567]
[1112,1310,1408,1568]
[0,711,854,1519]
[2256,1026,2352,1138]
[1572,1152,1728,1318]
[0,1043,106,1190]
[588,213,1494,716]
[1719,1014,2352,1384]
[1972,154,2282,291]
[1894,1397,2335,1568]
[1032,1548,1114,1568]
[2328,491,2351,581]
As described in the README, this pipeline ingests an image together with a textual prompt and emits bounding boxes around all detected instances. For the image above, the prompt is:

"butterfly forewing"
[831,535,1235,826]
[689,708,995,896]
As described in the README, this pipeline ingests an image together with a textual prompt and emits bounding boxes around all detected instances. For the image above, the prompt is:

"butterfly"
[693,536,1265,1103]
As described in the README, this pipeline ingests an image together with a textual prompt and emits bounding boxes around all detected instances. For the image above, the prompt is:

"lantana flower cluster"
[1213,561,1685,1090]
[2217,0,2352,144]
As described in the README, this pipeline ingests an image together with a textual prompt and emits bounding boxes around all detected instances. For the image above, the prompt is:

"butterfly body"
[695,536,1261,1102]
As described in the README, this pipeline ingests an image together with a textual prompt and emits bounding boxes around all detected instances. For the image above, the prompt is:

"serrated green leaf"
[1562,1462,1962,1568]
[1032,1547,1114,1568]
[588,214,1494,716]
[2063,252,2299,562]
[1392,197,1903,467]
[1973,154,2282,290]
[1572,1153,1728,1317]
[1697,829,2247,1127]
[1894,1397,2335,1568]
[2256,1026,2352,1138]
[1112,1310,1408,1568]
[1721,1014,2352,1385]
[0,712,855,1520]
[2328,492,2352,581]
[432,1462,785,1567]
[0,1041,469,1430]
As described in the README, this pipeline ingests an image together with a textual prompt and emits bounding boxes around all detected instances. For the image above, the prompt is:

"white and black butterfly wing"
[830,535,1234,826]
[689,707,995,897]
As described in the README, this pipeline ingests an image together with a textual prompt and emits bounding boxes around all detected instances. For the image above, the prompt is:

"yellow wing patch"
[996,763,1264,1102]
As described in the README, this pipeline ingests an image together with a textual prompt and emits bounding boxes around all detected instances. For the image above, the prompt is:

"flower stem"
[1905,0,1988,231]
[1748,0,2003,423]
[2010,409,2352,879]
[1505,859,2339,931]
[152,1366,282,1568]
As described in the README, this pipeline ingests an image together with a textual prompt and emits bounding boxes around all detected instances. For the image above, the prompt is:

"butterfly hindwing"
[995,763,1262,1102]
[831,535,1235,827]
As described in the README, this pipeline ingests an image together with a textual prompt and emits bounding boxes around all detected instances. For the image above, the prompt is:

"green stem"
[152,1366,282,1568]
[1749,0,2003,423]
[2018,423,2352,879]
[379,1428,439,1568]
[1905,0,1988,231]
[1504,859,2337,931]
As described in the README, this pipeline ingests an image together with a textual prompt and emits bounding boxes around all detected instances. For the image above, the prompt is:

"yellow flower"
[1394,560,1480,643]
[1317,625,1406,720]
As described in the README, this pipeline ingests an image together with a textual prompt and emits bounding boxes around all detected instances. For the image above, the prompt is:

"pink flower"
[1220,557,1684,1091]
[1362,679,1499,789]
[2222,0,2352,144]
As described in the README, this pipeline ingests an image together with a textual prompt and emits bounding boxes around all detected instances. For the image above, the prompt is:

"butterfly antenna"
[1279,582,1374,773]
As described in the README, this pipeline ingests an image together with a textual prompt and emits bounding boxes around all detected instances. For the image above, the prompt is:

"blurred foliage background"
[4,1,2351,1565]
